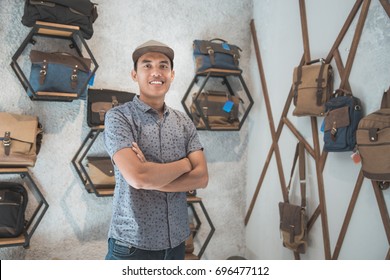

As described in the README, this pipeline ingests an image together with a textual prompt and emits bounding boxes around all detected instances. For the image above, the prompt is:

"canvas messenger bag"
[193,38,242,73]
[356,88,390,184]
[190,90,240,130]
[292,59,333,117]
[0,112,43,167]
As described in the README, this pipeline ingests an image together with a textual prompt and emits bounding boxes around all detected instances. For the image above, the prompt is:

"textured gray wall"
[0,0,253,259]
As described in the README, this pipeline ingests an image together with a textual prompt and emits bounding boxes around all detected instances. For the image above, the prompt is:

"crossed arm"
[112,142,208,192]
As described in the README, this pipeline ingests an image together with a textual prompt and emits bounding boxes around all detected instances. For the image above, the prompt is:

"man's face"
[131,52,175,101]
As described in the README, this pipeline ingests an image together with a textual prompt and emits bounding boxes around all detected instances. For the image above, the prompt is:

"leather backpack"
[356,88,390,184]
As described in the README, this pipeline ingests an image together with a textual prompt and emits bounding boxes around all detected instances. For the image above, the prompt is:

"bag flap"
[88,88,136,103]
[91,102,114,113]
[46,0,94,16]
[30,50,91,72]
[324,106,350,131]
[87,157,114,177]
[293,63,331,89]
[279,202,303,235]
[0,112,38,144]
[30,0,55,7]
[358,108,390,130]
[193,40,241,57]
[196,91,240,105]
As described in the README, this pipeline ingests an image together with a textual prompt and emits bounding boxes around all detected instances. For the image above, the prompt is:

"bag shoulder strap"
[299,142,306,208]
[286,142,306,208]
[286,142,300,201]
[380,87,390,109]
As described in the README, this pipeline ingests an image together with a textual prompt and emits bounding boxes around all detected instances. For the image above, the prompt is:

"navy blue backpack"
[323,89,363,152]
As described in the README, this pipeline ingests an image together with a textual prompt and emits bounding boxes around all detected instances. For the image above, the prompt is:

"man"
[104,40,209,260]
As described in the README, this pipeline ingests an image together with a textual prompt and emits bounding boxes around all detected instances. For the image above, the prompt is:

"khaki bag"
[0,112,42,167]
[292,59,333,117]
[356,88,390,184]
[86,156,115,189]
[190,90,240,130]
[279,142,307,254]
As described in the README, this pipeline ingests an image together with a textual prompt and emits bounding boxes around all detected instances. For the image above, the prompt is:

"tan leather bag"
[292,59,333,117]
[86,157,115,188]
[356,89,390,183]
[190,90,240,130]
[0,112,42,167]
[279,142,307,254]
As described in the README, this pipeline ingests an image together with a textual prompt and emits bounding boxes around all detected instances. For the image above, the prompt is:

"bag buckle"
[207,47,215,66]
[2,131,11,156]
[111,96,119,107]
[39,60,47,85]
[71,65,79,89]
[331,122,337,141]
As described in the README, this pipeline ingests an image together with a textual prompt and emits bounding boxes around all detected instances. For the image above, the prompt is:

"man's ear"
[171,69,175,81]
[131,69,137,81]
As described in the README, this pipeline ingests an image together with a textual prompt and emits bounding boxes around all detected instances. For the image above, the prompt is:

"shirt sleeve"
[104,107,135,159]
[183,113,204,155]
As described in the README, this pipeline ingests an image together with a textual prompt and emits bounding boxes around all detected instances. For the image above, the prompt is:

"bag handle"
[380,87,390,109]
[332,88,352,98]
[209,38,227,43]
[305,58,325,66]
[52,52,90,71]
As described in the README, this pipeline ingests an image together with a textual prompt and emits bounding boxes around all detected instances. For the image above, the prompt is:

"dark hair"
[134,58,174,71]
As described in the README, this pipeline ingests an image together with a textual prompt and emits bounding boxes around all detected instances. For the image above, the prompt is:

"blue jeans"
[105,238,185,260]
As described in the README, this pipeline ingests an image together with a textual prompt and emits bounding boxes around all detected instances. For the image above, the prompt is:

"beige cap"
[132,40,174,64]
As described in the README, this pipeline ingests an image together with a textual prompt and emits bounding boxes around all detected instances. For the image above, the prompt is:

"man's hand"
[131,142,147,163]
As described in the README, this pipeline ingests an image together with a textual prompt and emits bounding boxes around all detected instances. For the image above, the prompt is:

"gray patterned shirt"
[104,96,203,250]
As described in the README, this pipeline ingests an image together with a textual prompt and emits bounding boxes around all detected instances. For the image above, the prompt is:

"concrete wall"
[0,0,253,260]
[246,0,390,259]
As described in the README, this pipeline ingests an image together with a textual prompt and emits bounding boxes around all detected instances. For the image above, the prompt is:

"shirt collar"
[133,95,170,116]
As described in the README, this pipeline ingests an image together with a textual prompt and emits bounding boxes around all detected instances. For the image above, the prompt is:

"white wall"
[246,0,390,259]
[0,0,253,260]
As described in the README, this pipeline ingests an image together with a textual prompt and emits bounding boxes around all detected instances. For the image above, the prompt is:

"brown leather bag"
[0,112,43,167]
[86,157,115,189]
[356,89,390,184]
[279,142,307,254]
[190,90,240,130]
[292,59,333,117]
[87,88,136,127]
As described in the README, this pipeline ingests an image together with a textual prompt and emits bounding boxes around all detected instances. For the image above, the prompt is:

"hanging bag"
[323,89,363,152]
[292,59,334,117]
[356,88,390,184]
[278,142,308,254]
